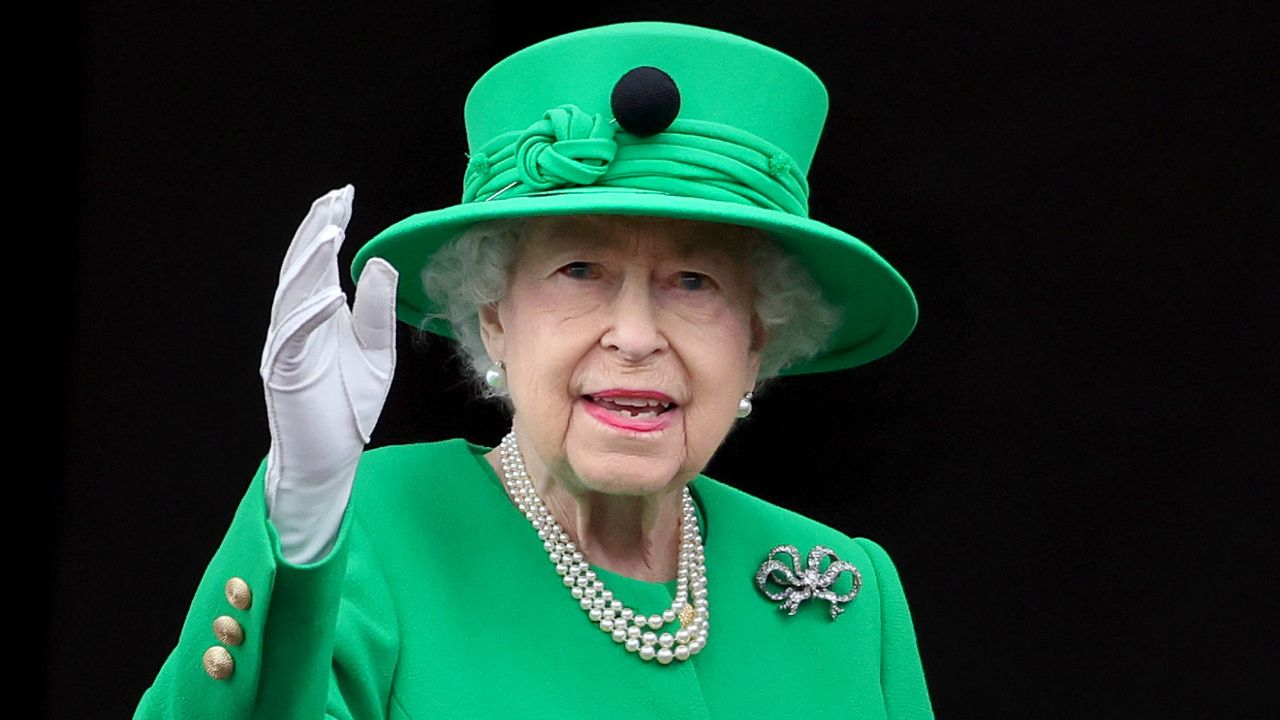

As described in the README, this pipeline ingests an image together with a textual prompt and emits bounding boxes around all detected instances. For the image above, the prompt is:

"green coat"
[134,438,934,719]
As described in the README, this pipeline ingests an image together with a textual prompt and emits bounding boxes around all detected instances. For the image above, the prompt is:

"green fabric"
[135,438,933,718]
[349,21,919,376]
[461,23,826,176]
[462,108,810,215]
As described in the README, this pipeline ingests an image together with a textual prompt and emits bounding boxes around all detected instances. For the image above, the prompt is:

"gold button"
[212,615,245,646]
[203,646,234,680]
[224,577,252,610]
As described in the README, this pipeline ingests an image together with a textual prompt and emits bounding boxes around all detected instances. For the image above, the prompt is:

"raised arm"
[259,184,397,564]
[134,186,402,718]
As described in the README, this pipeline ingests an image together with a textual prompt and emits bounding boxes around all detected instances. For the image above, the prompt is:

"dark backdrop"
[53,1,1273,717]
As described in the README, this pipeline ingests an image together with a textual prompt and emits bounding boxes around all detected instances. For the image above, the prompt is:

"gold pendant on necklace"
[678,603,696,627]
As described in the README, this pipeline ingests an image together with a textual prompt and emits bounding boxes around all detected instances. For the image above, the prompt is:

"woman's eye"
[560,261,597,279]
[678,272,711,291]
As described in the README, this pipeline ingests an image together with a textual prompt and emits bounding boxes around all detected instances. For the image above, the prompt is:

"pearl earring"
[485,360,507,391]
[736,391,754,418]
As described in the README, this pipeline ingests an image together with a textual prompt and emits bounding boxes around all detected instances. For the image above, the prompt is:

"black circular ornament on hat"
[610,66,681,137]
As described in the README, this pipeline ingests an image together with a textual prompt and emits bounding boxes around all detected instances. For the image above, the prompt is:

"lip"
[581,389,680,427]
[588,388,678,404]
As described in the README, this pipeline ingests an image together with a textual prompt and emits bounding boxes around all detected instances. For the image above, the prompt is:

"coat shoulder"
[690,473,860,546]
[354,437,485,475]
[346,437,500,530]
[350,437,491,494]
[689,473,905,592]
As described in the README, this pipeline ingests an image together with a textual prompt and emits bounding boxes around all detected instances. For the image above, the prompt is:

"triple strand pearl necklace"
[498,430,710,664]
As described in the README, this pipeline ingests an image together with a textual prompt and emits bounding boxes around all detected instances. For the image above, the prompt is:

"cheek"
[684,397,735,441]
[678,325,754,441]
[510,342,576,411]
[677,310,756,380]
[504,315,593,426]
[538,278,609,321]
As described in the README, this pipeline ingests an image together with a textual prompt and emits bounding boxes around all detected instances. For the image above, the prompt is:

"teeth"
[612,397,656,407]
[593,396,672,410]
[613,408,658,419]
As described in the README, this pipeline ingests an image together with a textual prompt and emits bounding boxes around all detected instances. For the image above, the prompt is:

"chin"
[569,454,683,496]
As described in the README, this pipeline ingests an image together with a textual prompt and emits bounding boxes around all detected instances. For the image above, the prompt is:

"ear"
[746,351,763,393]
[749,311,768,353]
[746,312,765,389]
[478,301,506,363]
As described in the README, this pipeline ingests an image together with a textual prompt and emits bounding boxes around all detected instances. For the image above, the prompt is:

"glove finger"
[261,231,343,377]
[269,223,343,333]
[351,257,398,360]
[273,185,353,325]
[261,285,346,388]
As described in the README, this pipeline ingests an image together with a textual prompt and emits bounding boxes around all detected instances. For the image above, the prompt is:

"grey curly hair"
[414,215,842,413]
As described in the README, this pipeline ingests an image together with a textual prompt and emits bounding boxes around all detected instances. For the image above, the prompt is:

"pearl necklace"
[497,431,709,664]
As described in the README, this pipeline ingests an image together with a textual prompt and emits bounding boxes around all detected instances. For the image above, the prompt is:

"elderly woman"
[135,21,932,720]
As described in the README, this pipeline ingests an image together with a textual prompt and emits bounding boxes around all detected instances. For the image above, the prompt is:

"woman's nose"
[600,274,668,362]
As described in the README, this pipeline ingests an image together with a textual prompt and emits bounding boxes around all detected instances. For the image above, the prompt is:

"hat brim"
[351,190,917,376]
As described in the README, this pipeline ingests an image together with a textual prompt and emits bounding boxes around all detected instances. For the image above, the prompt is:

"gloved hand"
[259,184,398,564]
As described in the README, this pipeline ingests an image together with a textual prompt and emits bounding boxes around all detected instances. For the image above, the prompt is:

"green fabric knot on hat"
[514,104,618,190]
[768,152,792,177]
[466,151,491,178]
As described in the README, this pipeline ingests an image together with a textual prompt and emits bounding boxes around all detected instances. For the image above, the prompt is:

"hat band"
[461,104,810,216]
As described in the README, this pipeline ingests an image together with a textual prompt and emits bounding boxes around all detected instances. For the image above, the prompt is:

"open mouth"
[582,395,678,421]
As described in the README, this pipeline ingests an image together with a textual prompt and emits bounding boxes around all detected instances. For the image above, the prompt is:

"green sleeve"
[133,452,400,719]
[854,537,935,720]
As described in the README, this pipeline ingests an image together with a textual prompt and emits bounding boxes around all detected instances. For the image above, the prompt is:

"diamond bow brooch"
[755,544,862,620]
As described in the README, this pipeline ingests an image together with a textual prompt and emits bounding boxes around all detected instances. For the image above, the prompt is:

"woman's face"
[479,214,765,498]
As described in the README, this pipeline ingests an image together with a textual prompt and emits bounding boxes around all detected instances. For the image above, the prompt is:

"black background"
[51,1,1273,717]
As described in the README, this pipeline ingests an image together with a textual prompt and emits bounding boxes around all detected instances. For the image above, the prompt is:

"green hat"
[351,20,917,375]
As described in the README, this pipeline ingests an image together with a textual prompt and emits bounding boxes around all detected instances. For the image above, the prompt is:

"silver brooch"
[755,544,862,620]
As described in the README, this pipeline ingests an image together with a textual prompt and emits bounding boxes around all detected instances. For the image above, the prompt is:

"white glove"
[259,184,398,564]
